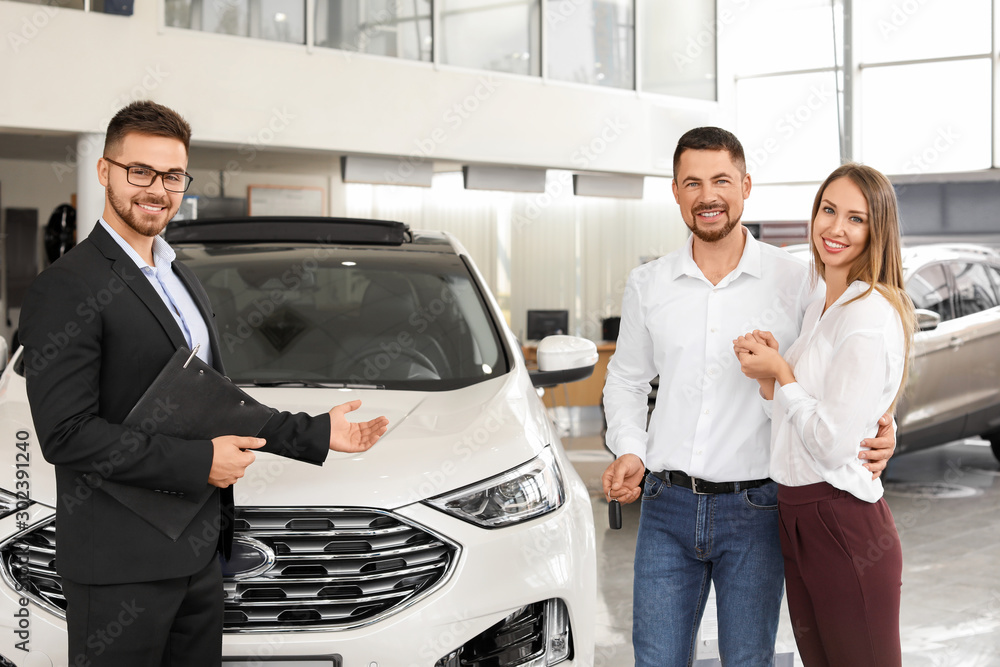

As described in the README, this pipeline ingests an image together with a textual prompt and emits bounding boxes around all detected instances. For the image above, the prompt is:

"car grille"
[0,508,459,633]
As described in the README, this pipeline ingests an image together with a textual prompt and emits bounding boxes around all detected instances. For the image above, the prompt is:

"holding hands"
[732,330,794,400]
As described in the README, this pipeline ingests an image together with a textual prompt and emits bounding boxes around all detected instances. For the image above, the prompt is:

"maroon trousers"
[778,482,902,667]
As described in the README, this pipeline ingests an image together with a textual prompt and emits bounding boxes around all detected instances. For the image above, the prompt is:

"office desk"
[522,342,615,407]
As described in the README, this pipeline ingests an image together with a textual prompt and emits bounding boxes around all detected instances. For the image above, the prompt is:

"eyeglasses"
[104,157,194,193]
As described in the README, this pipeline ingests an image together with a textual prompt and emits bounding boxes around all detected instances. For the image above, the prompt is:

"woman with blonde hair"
[734,163,914,666]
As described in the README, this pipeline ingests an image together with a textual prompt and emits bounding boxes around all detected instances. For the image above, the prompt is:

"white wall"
[0,1,719,176]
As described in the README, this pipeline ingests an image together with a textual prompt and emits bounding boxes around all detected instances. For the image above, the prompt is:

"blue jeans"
[633,474,784,666]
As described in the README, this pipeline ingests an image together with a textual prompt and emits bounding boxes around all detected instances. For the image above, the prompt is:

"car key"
[608,499,622,530]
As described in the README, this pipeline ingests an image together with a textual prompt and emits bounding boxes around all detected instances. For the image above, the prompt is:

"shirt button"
[710,328,718,333]
[704,409,710,415]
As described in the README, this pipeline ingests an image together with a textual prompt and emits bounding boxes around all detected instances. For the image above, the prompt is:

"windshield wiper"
[238,380,386,389]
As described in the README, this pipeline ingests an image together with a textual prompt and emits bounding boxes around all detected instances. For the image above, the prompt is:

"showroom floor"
[557,406,1000,667]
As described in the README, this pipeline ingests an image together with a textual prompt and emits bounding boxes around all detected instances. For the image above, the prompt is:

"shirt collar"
[669,227,763,284]
[99,218,176,272]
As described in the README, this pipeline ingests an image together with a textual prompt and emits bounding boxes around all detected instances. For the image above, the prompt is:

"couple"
[603,127,909,666]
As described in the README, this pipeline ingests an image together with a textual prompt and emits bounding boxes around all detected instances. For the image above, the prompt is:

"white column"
[75,132,105,241]
[327,172,347,217]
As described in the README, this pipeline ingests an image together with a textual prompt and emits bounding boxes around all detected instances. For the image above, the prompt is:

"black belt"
[651,470,772,495]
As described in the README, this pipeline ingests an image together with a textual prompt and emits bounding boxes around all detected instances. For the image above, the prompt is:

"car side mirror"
[529,335,598,388]
[915,308,941,332]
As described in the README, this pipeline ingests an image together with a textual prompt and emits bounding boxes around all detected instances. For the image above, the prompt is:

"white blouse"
[764,281,906,503]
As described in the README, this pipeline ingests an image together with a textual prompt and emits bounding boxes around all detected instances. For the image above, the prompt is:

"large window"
[730,1,842,183]
[546,0,634,89]
[166,0,306,44]
[861,60,992,175]
[638,0,715,100]
[857,0,991,63]
[153,0,729,101]
[730,0,1000,201]
[439,0,540,76]
[856,0,993,174]
[314,0,432,61]
[7,0,134,13]
[736,71,841,183]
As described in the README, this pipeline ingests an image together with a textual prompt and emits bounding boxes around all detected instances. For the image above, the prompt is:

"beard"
[686,202,741,243]
[106,181,174,238]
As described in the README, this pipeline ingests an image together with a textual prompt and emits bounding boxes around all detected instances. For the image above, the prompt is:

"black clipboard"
[98,346,274,540]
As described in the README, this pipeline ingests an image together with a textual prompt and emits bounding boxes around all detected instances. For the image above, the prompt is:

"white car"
[0,217,598,666]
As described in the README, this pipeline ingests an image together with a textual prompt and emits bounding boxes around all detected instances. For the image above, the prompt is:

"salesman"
[19,100,389,666]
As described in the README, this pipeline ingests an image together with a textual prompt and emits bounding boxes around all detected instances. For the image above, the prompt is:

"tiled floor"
[557,407,1000,666]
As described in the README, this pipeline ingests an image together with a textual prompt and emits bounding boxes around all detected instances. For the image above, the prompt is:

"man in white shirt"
[601,127,895,666]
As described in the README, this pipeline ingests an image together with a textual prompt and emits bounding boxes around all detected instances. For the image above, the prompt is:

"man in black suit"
[19,100,389,666]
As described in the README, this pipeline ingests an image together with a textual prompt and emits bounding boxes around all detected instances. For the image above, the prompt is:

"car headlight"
[426,447,565,528]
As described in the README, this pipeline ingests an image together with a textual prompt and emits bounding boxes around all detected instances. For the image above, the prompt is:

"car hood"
[1,364,554,511]
[233,368,553,509]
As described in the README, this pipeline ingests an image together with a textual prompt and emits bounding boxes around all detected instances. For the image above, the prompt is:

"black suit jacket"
[20,223,330,585]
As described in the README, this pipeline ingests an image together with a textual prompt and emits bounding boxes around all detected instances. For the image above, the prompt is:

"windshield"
[175,244,510,390]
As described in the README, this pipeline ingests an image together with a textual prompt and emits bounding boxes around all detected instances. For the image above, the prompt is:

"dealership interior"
[2,0,1000,666]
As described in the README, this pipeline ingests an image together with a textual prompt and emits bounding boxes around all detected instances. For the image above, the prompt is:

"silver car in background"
[782,242,1000,461]
[899,243,1000,460]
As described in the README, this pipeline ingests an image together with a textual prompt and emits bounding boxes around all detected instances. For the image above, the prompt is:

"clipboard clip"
[182,345,201,369]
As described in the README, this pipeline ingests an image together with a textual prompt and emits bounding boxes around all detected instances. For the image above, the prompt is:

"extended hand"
[329,400,389,453]
[209,436,266,488]
[602,454,645,505]
[859,412,896,479]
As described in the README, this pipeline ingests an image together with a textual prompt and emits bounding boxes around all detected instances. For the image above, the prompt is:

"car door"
[899,262,966,449]
[948,260,1000,437]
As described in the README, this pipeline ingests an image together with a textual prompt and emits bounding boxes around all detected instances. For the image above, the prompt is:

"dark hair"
[104,100,191,158]
[673,126,746,178]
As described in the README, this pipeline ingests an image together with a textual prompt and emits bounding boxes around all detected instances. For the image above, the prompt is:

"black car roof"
[163,216,433,247]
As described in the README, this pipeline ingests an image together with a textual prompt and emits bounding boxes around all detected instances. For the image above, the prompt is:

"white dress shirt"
[604,230,816,482]
[765,281,905,502]
[99,219,213,366]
